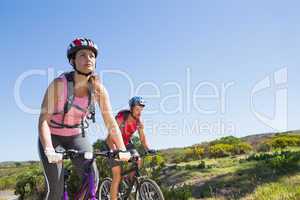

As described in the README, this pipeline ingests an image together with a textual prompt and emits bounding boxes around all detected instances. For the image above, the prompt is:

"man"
[106,96,155,200]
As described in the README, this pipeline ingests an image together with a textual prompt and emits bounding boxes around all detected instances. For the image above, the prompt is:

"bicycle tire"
[98,177,112,200]
[98,177,129,200]
[136,178,164,200]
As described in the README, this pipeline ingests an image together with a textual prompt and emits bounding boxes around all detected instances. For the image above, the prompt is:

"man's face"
[131,105,144,118]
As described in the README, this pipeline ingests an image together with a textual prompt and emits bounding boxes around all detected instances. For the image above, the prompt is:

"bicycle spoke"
[103,184,110,195]
[138,179,164,200]
[99,179,111,200]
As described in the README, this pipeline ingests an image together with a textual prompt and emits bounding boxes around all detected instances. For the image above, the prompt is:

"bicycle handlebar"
[55,149,88,160]
[56,149,121,160]
[93,150,119,159]
[56,149,158,162]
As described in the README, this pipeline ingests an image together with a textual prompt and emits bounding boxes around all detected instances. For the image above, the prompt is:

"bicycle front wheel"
[136,178,164,200]
[98,178,128,200]
[98,177,112,200]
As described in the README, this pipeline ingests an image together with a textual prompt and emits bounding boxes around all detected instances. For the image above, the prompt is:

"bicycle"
[58,149,115,200]
[98,151,165,200]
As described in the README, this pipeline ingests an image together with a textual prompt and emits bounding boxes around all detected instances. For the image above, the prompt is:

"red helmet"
[67,37,98,62]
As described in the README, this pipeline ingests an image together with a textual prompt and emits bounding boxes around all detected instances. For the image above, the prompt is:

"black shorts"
[106,143,140,168]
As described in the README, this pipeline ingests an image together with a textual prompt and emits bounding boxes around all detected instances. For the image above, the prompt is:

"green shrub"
[258,143,271,152]
[210,136,241,145]
[183,146,204,162]
[0,176,15,190]
[143,154,166,182]
[173,153,186,163]
[233,142,252,154]
[251,182,300,200]
[208,144,233,158]
[184,164,193,170]
[15,167,45,199]
[247,151,300,171]
[198,160,206,169]
[183,161,205,170]
[208,136,252,158]
[162,185,193,200]
[259,134,300,151]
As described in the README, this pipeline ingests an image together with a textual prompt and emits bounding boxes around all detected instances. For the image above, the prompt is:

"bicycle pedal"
[131,185,136,193]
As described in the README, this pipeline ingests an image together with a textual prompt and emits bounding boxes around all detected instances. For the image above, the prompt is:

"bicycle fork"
[88,170,97,200]
[63,169,70,200]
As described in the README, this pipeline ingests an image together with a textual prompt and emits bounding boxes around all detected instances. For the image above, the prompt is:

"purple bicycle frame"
[64,163,97,200]
[64,191,68,200]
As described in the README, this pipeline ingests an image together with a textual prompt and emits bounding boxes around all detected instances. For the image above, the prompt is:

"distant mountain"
[2,130,300,164]
[241,130,300,149]
[160,130,300,152]
[0,161,39,167]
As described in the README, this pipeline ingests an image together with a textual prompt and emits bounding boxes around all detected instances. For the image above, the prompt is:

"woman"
[38,37,130,199]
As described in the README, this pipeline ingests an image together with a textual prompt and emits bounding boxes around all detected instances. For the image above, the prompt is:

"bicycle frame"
[62,152,97,200]
[119,156,146,199]
[98,151,165,200]
[73,165,97,200]
[121,176,140,200]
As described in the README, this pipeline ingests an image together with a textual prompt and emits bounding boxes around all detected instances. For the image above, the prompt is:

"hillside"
[241,130,300,148]
[1,130,300,199]
[160,130,300,156]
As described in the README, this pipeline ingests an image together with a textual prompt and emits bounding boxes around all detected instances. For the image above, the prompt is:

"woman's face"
[131,105,144,119]
[73,49,96,74]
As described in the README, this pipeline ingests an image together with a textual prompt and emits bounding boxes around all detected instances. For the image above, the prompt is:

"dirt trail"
[0,190,19,200]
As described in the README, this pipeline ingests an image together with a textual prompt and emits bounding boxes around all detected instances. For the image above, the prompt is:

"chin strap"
[73,67,93,77]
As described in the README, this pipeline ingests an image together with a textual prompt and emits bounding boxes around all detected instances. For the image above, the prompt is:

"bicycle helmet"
[129,96,146,108]
[67,37,98,62]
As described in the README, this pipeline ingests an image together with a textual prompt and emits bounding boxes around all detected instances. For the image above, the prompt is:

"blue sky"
[2,0,300,161]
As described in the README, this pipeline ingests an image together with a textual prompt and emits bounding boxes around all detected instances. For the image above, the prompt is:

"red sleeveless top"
[116,111,140,145]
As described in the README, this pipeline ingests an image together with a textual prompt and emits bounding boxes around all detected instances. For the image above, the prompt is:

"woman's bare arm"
[38,79,62,149]
[94,78,126,150]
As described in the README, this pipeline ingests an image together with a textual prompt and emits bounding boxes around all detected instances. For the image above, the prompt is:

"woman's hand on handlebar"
[44,147,63,163]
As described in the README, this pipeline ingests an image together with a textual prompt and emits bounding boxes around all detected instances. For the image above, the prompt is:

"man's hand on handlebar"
[117,150,131,161]
[146,149,157,155]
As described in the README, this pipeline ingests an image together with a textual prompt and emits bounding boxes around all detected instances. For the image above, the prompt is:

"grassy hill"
[241,130,300,149]
[0,161,40,190]
[159,151,300,199]
[157,130,300,199]
[1,130,300,200]
[160,130,300,158]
